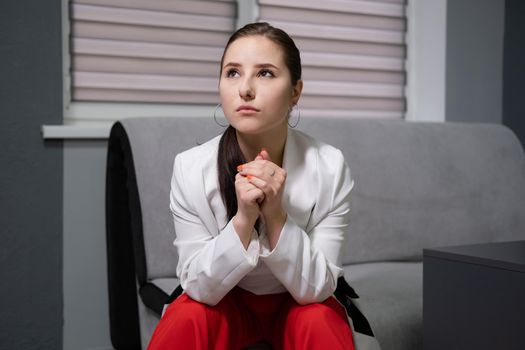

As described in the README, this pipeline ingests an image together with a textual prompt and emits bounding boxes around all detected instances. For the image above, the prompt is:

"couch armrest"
[106,121,143,349]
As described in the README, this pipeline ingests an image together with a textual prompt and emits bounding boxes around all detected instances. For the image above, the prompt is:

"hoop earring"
[213,104,228,127]
[288,104,301,128]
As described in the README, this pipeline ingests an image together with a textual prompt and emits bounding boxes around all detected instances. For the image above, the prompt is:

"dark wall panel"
[503,0,525,149]
[0,0,63,349]
[446,0,504,124]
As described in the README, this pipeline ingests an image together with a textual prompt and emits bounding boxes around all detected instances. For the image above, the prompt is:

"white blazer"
[170,128,354,306]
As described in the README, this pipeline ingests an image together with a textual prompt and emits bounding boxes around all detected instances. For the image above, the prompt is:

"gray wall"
[445,0,525,150]
[503,0,525,149]
[446,0,505,124]
[63,140,112,350]
[0,0,63,349]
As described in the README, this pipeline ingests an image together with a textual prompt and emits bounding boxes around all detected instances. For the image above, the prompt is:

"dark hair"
[219,22,302,86]
[217,22,302,221]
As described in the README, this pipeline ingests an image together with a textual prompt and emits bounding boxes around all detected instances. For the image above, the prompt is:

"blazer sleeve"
[260,148,353,305]
[170,153,259,306]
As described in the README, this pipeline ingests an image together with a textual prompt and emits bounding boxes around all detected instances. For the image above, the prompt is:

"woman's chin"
[230,120,263,134]
[230,119,287,136]
[234,127,262,136]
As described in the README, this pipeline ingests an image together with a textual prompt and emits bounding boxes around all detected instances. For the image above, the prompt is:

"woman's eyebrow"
[223,62,280,70]
[255,63,280,70]
[223,62,241,69]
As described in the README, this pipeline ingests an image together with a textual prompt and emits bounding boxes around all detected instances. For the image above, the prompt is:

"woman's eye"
[226,69,239,78]
[259,69,274,78]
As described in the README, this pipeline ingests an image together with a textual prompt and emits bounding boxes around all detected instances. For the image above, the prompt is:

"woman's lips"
[236,105,260,113]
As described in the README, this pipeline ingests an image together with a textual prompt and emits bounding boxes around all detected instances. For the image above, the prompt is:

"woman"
[148,22,361,350]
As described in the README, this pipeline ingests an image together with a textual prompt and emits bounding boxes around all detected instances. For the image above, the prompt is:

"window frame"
[43,0,446,139]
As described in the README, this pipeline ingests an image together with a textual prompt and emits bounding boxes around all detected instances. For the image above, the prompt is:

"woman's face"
[219,35,302,135]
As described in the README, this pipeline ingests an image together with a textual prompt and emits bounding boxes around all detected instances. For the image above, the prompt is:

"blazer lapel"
[282,129,318,231]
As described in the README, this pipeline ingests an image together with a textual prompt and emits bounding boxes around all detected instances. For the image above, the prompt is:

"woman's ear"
[291,79,303,105]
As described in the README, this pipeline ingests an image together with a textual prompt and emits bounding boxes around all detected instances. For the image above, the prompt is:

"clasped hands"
[233,148,287,249]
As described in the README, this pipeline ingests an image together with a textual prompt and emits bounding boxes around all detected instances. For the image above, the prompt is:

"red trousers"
[147,287,355,350]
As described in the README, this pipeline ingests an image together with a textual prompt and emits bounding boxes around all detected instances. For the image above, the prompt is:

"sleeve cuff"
[259,215,301,260]
[222,219,260,266]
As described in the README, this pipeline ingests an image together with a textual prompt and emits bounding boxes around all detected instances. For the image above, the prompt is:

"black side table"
[423,240,525,350]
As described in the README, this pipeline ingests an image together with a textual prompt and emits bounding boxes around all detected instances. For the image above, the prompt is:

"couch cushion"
[151,278,178,294]
[344,262,423,350]
[299,119,525,263]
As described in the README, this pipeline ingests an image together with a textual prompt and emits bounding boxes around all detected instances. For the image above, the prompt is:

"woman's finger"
[238,161,281,181]
[235,174,264,204]
[258,148,272,161]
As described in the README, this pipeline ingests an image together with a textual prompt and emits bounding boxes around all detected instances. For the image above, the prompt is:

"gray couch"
[106,116,525,350]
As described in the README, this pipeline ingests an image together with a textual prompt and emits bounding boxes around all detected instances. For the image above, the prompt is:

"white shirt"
[170,128,354,306]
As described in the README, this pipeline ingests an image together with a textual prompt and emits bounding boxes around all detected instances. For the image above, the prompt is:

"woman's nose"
[239,78,255,100]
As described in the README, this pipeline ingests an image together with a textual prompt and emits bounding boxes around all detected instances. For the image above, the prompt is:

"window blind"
[69,0,406,119]
[258,0,406,119]
[70,0,235,105]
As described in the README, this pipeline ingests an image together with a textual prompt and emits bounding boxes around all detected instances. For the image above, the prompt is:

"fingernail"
[237,164,244,172]
[261,147,267,153]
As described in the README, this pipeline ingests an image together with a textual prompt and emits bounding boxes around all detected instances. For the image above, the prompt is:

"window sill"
[42,123,113,139]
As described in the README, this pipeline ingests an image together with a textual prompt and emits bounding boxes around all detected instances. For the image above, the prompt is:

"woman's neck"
[236,126,288,166]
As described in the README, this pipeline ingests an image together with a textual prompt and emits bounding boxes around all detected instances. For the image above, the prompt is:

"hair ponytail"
[218,125,246,221]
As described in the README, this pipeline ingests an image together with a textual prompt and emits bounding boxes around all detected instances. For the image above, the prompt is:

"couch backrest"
[299,118,525,264]
[121,117,223,280]
[121,117,525,279]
